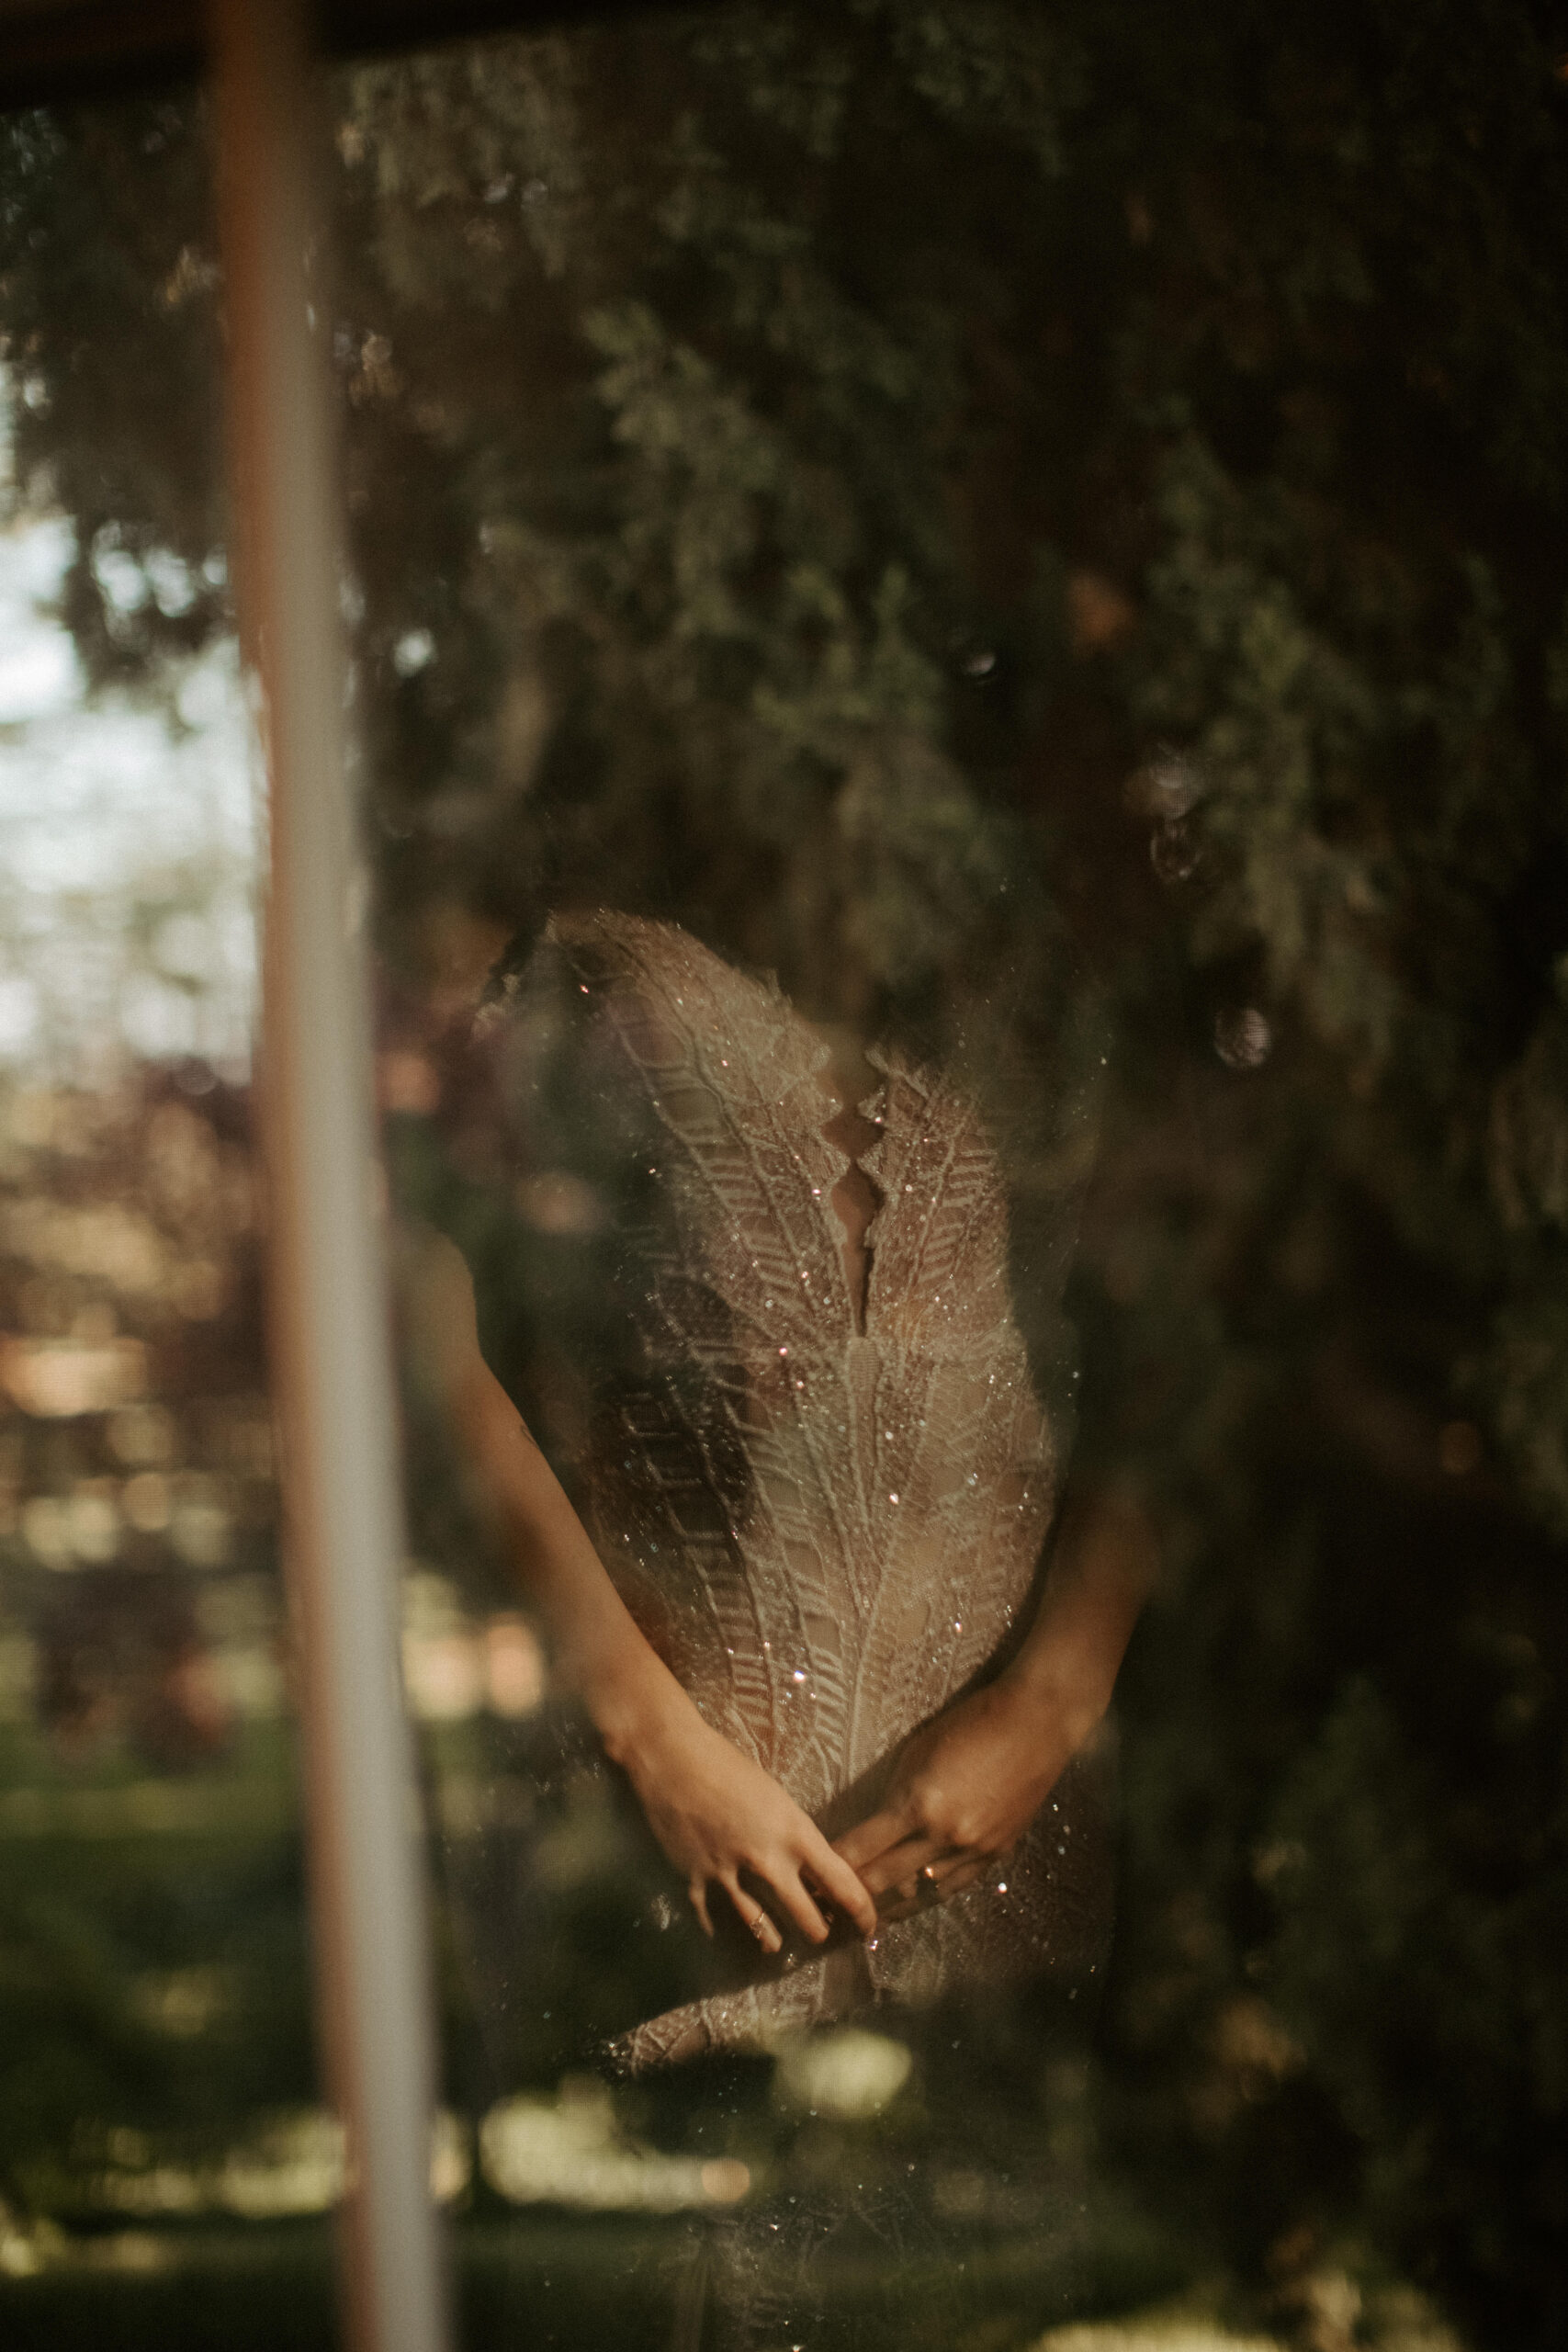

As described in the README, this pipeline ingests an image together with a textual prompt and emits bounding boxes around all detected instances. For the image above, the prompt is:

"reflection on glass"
[338,13,1152,2337]
[340,14,1565,2350]
[438,901,1134,2074]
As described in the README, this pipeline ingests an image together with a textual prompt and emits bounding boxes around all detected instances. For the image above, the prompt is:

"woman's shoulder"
[549,909,753,1004]
[489,909,784,1053]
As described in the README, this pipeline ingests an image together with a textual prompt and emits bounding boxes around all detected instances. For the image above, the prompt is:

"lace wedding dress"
[483,910,1107,2069]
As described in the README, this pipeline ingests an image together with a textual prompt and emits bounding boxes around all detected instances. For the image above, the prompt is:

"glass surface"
[328,14,1566,2352]
[4,10,1567,2352]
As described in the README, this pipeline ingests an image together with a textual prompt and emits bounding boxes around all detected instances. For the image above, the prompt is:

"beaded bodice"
[487,912,1102,2064]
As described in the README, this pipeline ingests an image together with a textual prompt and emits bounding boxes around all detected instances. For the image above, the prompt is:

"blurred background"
[0,5,1564,2348]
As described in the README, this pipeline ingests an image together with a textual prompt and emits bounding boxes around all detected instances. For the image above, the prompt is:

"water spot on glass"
[1132,749,1203,818]
[392,628,434,677]
[1150,815,1201,884]
[1214,1006,1272,1069]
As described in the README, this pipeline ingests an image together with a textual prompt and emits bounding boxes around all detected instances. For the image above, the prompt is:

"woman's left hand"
[830,1673,1077,1919]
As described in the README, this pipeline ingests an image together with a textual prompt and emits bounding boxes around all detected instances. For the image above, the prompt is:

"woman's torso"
[491,911,1107,2063]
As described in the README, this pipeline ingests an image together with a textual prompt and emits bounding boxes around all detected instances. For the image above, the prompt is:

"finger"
[721,1874,783,1954]
[688,1876,714,1939]
[860,1831,945,1902]
[833,1805,918,1874]
[929,1855,987,1897]
[879,1852,979,1920]
[765,1861,830,1945]
[800,1828,878,1938]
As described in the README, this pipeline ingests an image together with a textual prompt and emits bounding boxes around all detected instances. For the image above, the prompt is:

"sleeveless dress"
[481,910,1109,2070]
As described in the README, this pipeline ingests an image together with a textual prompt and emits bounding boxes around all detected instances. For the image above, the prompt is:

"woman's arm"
[831,1485,1156,1915]
[403,1229,876,1950]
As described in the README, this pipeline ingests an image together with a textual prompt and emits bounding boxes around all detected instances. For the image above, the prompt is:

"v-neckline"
[806,1035,894,1340]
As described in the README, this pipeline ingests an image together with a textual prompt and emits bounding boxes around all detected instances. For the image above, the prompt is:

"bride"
[407,903,1152,2069]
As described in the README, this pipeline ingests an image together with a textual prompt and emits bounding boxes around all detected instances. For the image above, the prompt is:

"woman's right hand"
[605,1678,876,1953]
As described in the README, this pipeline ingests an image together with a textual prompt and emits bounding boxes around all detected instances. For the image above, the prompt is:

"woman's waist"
[599,1487,1050,1659]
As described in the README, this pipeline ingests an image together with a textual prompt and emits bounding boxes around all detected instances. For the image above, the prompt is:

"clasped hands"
[616,1667,1077,1954]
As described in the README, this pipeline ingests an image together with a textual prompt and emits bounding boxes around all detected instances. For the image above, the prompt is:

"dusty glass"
[332,14,1568,2352]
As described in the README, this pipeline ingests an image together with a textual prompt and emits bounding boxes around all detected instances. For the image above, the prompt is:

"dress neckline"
[558,910,934,1341]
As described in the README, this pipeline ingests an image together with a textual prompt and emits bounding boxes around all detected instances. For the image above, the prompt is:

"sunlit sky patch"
[0,492,259,1080]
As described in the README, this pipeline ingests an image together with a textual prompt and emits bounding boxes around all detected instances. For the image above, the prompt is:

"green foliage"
[0,1793,317,2208]
[0,97,226,685]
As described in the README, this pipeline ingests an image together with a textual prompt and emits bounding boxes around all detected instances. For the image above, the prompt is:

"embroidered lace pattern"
[492,911,1100,2067]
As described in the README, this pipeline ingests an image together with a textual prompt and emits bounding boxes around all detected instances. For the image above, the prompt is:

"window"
[1,9,1564,2352]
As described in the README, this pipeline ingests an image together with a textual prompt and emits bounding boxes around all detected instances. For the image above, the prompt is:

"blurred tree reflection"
[4,4,1567,2344]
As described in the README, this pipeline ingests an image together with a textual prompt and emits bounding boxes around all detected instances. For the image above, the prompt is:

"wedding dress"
[482,910,1108,2069]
